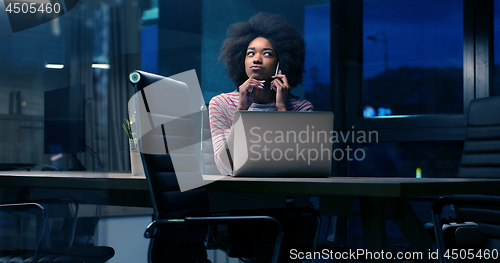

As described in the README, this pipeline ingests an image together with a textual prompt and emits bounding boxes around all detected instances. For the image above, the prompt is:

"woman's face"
[245,37,278,81]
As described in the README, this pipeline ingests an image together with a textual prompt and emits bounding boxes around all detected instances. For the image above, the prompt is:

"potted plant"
[122,116,143,175]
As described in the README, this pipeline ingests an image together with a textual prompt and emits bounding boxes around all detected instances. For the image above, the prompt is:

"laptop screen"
[231,111,334,177]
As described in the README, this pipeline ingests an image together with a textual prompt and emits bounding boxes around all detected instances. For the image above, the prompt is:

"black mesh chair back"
[456,96,500,248]
[142,151,211,263]
[458,96,500,178]
[129,71,211,263]
[432,96,500,262]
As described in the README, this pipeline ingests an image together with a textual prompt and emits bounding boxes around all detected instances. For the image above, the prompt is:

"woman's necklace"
[266,100,276,111]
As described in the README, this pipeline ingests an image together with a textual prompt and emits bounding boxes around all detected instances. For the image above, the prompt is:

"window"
[340,0,470,143]
[363,0,463,118]
[493,1,500,97]
[0,1,141,172]
[349,141,463,178]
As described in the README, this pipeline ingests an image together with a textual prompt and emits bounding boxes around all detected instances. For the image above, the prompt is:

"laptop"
[230,111,334,177]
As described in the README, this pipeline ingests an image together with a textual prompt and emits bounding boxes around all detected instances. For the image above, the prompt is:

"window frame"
[333,0,493,142]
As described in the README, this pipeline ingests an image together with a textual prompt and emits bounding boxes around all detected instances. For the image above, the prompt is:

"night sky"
[363,0,464,78]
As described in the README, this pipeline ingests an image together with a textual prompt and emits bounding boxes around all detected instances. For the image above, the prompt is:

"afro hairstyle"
[219,12,306,88]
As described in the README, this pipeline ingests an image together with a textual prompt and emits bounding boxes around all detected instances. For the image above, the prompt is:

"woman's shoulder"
[288,94,313,111]
[288,93,309,102]
[209,90,239,109]
[210,90,238,102]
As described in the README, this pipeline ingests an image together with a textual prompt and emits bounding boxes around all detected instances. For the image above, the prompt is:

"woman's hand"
[271,70,290,111]
[237,78,264,111]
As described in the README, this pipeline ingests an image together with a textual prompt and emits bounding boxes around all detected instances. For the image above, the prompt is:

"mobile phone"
[272,62,280,91]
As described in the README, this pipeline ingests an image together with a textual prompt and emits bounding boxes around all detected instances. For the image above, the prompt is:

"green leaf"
[122,123,132,139]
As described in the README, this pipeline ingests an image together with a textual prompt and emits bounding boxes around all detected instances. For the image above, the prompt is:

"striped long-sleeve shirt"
[208,90,314,175]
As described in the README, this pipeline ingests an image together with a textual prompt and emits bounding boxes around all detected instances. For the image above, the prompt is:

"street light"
[366,31,389,72]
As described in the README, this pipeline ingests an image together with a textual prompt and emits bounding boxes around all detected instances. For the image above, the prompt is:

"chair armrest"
[431,195,500,263]
[431,195,500,215]
[0,203,48,262]
[0,202,46,213]
[24,198,80,248]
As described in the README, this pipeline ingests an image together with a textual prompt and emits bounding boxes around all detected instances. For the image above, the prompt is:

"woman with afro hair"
[209,12,313,175]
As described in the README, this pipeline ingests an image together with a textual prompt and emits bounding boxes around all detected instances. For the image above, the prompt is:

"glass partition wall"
[0,0,497,177]
[2,0,500,260]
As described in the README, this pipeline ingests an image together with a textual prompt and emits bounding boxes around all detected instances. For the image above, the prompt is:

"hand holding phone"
[271,62,291,111]
[271,62,280,91]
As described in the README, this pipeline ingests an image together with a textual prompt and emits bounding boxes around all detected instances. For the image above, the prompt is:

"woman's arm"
[208,96,233,175]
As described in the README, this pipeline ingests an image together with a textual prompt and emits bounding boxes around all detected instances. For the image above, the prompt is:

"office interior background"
[1,0,500,261]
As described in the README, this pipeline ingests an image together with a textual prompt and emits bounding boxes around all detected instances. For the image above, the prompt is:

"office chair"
[0,203,48,263]
[431,96,500,263]
[129,70,320,263]
[34,200,114,263]
[0,199,114,263]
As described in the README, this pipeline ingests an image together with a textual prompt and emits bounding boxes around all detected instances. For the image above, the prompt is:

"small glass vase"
[129,138,144,176]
